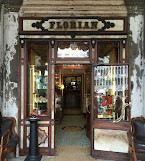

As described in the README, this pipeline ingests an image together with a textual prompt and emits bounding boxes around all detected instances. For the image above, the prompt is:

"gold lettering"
[49,21,55,29]
[70,21,76,29]
[78,21,82,29]
[91,21,98,29]
[63,21,69,29]
[57,22,62,29]
[84,22,89,29]
[48,20,99,30]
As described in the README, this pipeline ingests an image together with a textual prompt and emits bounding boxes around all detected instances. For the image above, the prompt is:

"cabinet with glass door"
[29,65,48,116]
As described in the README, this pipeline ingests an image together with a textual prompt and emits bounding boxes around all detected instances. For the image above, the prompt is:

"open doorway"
[63,75,82,115]
[55,65,91,146]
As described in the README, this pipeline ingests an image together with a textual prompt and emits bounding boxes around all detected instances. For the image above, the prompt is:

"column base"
[24,155,42,161]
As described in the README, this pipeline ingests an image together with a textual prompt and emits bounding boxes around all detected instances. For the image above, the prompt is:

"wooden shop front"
[19,16,130,160]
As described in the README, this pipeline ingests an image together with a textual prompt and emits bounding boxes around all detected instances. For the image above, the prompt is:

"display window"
[27,43,49,117]
[94,64,129,121]
[25,39,129,122]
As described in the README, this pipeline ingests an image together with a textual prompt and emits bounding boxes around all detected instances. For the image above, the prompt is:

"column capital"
[125,0,145,16]
[125,0,145,6]
[0,0,23,12]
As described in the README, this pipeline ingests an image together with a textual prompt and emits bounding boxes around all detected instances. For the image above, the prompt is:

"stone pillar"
[125,0,145,118]
[0,4,4,112]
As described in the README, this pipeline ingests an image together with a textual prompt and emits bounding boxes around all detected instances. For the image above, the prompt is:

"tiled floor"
[55,114,90,146]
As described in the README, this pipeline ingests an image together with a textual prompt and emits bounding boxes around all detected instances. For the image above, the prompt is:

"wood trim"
[92,150,129,161]
[55,65,91,69]
[48,41,52,119]
[93,120,130,131]
[20,35,128,39]
[127,131,137,161]
[24,41,27,119]
[91,64,94,156]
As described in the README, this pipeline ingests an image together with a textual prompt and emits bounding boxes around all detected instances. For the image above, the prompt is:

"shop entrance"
[63,75,82,114]
[55,65,91,146]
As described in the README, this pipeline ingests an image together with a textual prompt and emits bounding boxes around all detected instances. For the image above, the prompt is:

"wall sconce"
[122,40,126,48]
[20,39,25,48]
[91,39,96,48]
[50,39,55,48]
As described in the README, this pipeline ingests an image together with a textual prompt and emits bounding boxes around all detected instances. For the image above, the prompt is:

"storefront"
[18,15,131,159]
[0,0,145,160]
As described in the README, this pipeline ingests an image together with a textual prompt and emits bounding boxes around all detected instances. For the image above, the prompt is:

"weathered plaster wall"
[128,10,145,118]
[0,5,3,111]
[2,9,19,132]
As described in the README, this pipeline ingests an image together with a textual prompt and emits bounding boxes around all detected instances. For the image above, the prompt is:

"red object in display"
[29,109,39,117]
[102,96,112,106]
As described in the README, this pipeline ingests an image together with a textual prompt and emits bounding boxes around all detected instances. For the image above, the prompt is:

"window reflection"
[57,41,89,58]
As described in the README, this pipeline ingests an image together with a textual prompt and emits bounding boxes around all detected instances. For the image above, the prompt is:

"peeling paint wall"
[0,5,4,112]
[2,9,19,132]
[129,14,144,118]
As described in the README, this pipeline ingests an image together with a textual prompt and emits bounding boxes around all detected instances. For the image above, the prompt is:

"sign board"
[19,17,127,36]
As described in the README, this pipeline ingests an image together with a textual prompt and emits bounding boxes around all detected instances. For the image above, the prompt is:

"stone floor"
[8,146,114,161]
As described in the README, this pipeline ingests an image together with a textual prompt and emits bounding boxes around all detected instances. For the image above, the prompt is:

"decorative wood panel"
[26,126,49,147]
[20,0,127,17]
[94,129,128,153]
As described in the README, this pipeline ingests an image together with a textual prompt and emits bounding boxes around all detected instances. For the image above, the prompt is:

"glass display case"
[27,42,49,117]
[29,65,48,116]
[94,65,129,121]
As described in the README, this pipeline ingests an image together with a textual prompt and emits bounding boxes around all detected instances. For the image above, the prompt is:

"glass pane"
[97,42,119,64]
[27,43,48,116]
[94,65,129,120]
[57,41,89,58]
[85,74,91,112]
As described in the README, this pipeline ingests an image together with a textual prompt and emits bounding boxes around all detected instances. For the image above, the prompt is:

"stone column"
[125,0,145,118]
